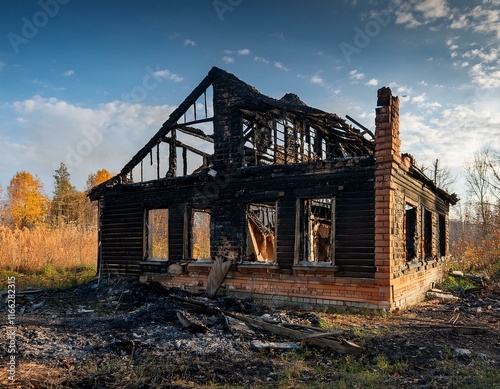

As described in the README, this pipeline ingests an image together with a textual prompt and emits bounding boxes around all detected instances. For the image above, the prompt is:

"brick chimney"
[373,87,400,309]
[375,87,400,165]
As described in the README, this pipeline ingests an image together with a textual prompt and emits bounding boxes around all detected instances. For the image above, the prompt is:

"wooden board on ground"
[206,258,232,297]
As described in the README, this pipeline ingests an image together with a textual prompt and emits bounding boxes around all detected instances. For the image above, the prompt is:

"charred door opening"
[190,209,211,260]
[405,204,417,261]
[302,198,335,263]
[246,203,276,262]
[147,209,169,259]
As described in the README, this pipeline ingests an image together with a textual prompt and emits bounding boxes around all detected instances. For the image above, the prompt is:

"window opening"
[303,198,335,262]
[405,204,417,261]
[424,209,433,259]
[190,209,211,260]
[147,209,169,259]
[439,214,446,257]
[246,203,276,262]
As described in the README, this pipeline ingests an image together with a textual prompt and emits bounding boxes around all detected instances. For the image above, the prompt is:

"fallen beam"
[223,311,364,355]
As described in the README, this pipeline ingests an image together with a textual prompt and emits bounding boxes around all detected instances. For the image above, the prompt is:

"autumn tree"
[86,169,113,190]
[50,163,81,226]
[451,148,500,276]
[6,171,49,229]
[81,168,113,230]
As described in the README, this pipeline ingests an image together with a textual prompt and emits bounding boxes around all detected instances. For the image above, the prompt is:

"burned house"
[89,67,458,310]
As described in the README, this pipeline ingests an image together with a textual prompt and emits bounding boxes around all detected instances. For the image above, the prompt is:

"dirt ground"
[1,277,499,388]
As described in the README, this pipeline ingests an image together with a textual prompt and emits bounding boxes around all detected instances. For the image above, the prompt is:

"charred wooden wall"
[98,158,375,278]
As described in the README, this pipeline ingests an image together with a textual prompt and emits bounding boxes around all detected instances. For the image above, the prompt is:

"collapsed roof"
[89,66,457,205]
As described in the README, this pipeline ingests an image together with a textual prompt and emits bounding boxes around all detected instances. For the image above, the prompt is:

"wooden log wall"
[98,159,376,278]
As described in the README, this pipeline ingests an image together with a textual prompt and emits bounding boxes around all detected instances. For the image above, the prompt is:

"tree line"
[0,149,498,273]
[0,163,112,230]
[433,149,499,276]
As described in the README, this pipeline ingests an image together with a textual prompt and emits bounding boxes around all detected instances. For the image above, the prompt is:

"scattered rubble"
[0,278,499,388]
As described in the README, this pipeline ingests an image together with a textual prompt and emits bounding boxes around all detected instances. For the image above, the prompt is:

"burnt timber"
[89,67,458,311]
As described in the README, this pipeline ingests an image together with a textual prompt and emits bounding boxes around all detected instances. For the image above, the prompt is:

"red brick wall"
[141,265,392,310]
[374,87,447,309]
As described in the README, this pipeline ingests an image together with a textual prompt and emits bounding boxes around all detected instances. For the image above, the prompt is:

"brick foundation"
[141,264,392,310]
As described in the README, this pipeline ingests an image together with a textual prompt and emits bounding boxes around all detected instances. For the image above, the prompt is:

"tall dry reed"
[0,225,97,272]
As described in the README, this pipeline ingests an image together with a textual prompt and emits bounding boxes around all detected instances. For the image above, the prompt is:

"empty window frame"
[242,117,333,166]
[190,209,211,260]
[424,209,433,259]
[302,198,335,263]
[439,214,446,257]
[147,209,169,259]
[405,204,417,261]
[246,202,276,262]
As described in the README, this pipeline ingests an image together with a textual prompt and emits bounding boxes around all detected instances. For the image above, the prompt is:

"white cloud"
[450,14,468,30]
[410,93,442,109]
[3,96,176,191]
[397,100,500,197]
[388,82,413,96]
[222,56,234,64]
[414,0,448,19]
[412,94,426,104]
[310,75,324,85]
[63,69,75,77]
[274,62,289,71]
[349,69,365,80]
[446,37,499,89]
[394,2,500,40]
[0,61,5,71]
[365,78,378,86]
[184,39,196,46]
[450,5,500,38]
[463,47,499,62]
[224,48,250,56]
[469,63,500,88]
[393,0,449,28]
[152,69,183,82]
[254,56,270,65]
[395,11,421,28]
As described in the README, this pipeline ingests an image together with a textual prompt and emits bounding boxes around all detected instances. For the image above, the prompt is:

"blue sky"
[0,0,499,201]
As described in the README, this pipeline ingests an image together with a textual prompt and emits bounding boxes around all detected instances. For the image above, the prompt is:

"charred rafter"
[89,67,374,200]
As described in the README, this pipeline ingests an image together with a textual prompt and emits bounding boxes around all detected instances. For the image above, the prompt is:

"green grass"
[438,274,477,294]
[0,264,96,290]
[434,360,500,389]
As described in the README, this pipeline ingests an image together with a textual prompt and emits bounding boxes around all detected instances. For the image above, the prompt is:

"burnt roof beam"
[162,136,212,158]
[175,125,214,143]
[117,71,216,180]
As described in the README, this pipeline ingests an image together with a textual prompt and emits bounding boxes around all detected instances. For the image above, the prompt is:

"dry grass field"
[0,226,97,288]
